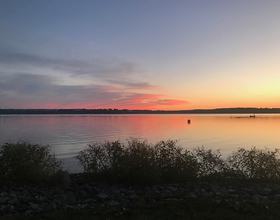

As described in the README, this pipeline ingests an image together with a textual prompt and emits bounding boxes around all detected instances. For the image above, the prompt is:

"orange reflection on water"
[177,114,280,156]
[1,114,280,160]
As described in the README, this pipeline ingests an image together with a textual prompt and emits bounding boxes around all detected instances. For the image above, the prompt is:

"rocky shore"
[1,172,280,216]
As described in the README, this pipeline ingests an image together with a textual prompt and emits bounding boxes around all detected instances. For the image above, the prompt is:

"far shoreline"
[1,107,280,115]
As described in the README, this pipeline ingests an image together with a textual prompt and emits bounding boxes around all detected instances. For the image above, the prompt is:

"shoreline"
[2,142,280,218]
[1,107,280,115]
[1,173,280,218]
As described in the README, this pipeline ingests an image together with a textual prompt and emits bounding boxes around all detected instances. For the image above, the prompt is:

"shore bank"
[2,173,280,217]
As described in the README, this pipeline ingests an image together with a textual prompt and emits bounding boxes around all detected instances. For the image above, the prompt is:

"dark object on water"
[250,114,256,118]
[188,119,191,124]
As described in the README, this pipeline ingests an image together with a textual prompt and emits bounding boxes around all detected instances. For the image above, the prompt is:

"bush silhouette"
[193,146,227,179]
[4,140,280,185]
[76,139,280,183]
[76,139,199,184]
[0,142,62,184]
[227,147,280,180]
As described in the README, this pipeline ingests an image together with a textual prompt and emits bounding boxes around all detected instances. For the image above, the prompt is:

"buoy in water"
[188,119,191,124]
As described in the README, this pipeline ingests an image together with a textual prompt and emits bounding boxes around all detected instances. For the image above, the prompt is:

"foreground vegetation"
[0,142,62,185]
[2,140,280,219]
[76,139,280,184]
[1,139,280,185]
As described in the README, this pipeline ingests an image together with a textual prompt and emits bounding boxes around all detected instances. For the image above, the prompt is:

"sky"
[1,0,280,110]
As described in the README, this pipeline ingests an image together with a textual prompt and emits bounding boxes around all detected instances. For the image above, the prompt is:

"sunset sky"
[1,1,280,110]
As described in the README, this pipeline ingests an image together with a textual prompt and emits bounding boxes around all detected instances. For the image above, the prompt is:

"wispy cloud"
[106,79,159,90]
[0,73,189,109]
[0,29,188,110]
[0,50,143,78]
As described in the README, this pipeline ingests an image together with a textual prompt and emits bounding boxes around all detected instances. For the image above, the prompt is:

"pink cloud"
[0,73,190,110]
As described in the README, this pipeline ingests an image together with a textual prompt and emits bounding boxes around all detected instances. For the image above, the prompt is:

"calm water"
[1,114,280,172]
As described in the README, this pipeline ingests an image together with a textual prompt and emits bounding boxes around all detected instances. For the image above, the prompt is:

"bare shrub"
[193,146,227,179]
[154,140,198,182]
[76,140,280,183]
[76,139,199,184]
[75,140,124,174]
[0,142,62,184]
[226,147,280,180]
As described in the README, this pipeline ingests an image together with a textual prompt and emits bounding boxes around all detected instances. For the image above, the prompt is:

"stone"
[113,189,121,196]
[260,196,270,203]
[0,192,8,197]
[230,194,239,198]
[63,204,73,210]
[58,171,72,188]
[29,203,40,210]
[0,197,8,205]
[1,205,9,214]
[167,186,178,192]
[9,191,17,198]
[80,184,92,192]
[128,194,138,200]
[2,175,280,215]
[97,193,108,199]
[42,190,53,197]
[274,194,280,201]
[164,198,178,201]
[260,188,272,196]
[269,189,280,196]
[252,195,261,203]
[78,203,88,209]
[185,192,197,198]
[9,205,15,212]
[8,198,19,205]
[66,192,77,205]
[79,190,88,198]
[36,196,47,204]
[25,210,34,215]
[210,184,221,194]
[83,198,96,204]
[50,200,57,210]
[109,200,120,207]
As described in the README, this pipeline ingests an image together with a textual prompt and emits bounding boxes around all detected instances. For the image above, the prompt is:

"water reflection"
[1,114,280,172]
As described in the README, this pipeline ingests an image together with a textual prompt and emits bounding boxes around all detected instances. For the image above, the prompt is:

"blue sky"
[1,0,280,109]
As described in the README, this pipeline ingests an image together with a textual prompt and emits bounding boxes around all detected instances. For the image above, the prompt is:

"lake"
[1,114,280,172]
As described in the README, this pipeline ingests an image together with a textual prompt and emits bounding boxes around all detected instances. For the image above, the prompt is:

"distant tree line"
[1,107,280,115]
